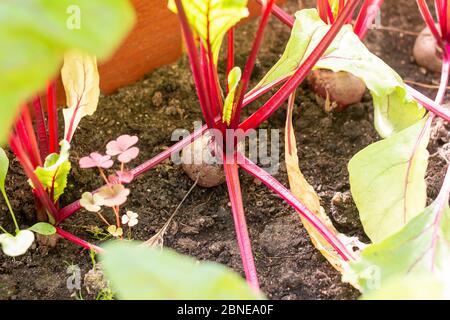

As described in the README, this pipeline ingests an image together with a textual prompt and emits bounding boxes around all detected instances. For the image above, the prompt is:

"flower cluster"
[78,135,140,238]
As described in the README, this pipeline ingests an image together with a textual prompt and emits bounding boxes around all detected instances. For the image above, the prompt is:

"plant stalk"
[47,82,59,154]
[56,227,103,253]
[256,0,294,27]
[32,96,49,159]
[230,0,275,129]
[223,156,260,289]
[416,0,443,48]
[174,0,215,129]
[238,153,354,261]
[239,0,362,132]
[353,0,385,39]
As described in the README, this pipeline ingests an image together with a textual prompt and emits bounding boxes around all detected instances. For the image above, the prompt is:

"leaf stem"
[173,0,215,129]
[21,106,42,167]
[230,0,275,129]
[407,85,450,122]
[47,81,59,154]
[353,0,385,39]
[32,96,49,159]
[435,49,450,104]
[223,155,260,290]
[256,0,294,28]
[416,0,443,47]
[239,0,361,132]
[0,188,19,234]
[237,153,355,261]
[56,226,103,253]
[9,135,58,220]
[226,29,235,94]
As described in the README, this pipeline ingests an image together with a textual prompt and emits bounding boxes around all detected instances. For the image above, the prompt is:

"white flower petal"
[121,215,130,225]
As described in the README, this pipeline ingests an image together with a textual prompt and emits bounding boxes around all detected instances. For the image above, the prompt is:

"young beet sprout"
[78,135,139,240]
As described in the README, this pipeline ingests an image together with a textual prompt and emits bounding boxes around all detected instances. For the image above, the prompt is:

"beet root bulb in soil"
[181,132,226,188]
[307,69,366,112]
[413,26,442,73]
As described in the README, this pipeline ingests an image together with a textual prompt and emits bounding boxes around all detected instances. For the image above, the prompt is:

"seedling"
[78,135,140,239]
[0,147,56,256]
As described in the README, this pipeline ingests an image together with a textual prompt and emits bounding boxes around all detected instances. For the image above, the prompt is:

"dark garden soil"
[0,0,449,300]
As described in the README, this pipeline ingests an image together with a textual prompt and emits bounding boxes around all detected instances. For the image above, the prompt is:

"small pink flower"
[106,135,139,163]
[116,171,134,184]
[98,184,130,207]
[79,153,113,169]
[107,175,120,185]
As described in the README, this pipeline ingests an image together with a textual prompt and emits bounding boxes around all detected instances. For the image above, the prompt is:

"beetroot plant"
[58,0,389,291]
[78,135,140,239]
[4,0,450,300]
[255,0,450,297]
[0,0,135,255]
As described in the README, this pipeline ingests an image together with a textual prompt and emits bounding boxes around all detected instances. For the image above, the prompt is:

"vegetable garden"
[0,0,449,300]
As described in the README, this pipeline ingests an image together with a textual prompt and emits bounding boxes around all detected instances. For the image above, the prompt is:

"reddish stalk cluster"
[9,83,60,222]
[60,0,363,289]
[8,82,99,250]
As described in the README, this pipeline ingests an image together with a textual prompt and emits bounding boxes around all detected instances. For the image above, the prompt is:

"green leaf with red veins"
[168,0,249,63]
[33,140,71,202]
[348,118,430,243]
[345,189,450,295]
[258,9,425,138]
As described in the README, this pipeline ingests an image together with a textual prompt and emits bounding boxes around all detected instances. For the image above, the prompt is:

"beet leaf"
[346,165,450,296]
[61,51,100,143]
[259,8,425,138]
[348,118,431,243]
[168,0,249,63]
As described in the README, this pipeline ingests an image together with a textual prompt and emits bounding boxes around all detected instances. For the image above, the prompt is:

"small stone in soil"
[177,238,199,252]
[151,91,163,107]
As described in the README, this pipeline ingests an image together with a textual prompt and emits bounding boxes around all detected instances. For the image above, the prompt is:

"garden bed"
[0,0,448,300]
